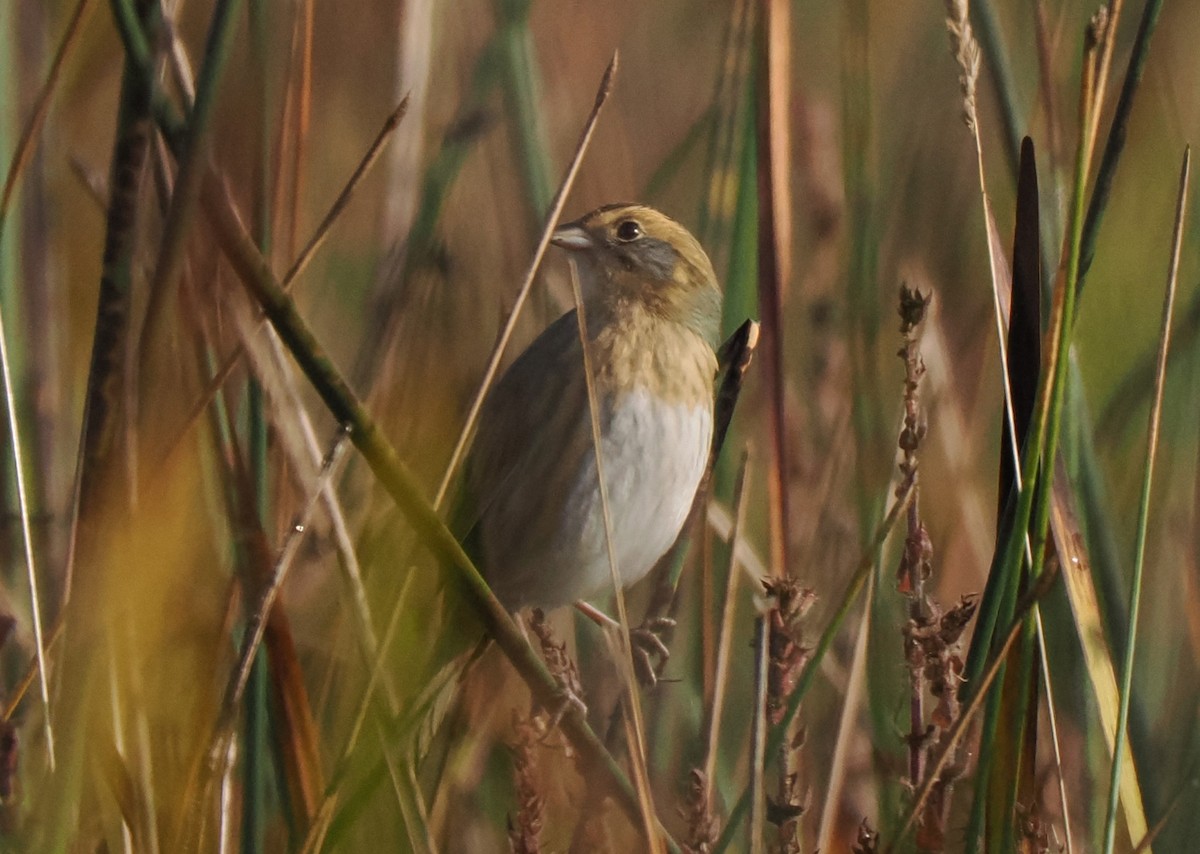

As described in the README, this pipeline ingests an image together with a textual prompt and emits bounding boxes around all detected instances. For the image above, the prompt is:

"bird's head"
[551,203,723,349]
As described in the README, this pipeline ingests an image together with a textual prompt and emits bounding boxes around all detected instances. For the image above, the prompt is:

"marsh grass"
[0,0,1198,851]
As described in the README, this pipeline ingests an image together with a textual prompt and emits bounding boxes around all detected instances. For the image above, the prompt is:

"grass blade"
[1102,144,1190,854]
[1078,0,1167,289]
[0,253,53,768]
[702,449,751,790]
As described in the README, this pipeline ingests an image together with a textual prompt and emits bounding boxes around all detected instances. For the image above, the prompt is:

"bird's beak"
[550,224,593,251]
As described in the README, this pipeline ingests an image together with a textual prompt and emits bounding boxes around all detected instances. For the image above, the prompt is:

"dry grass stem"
[702,449,751,792]
[0,0,96,226]
[433,52,620,509]
[814,569,873,853]
[282,98,409,287]
[887,566,1059,852]
[895,285,931,787]
[942,0,1022,505]
[749,614,770,854]
[762,576,812,852]
[286,0,316,262]
[568,258,663,853]
[1086,0,1125,160]
[892,286,980,849]
[0,277,54,768]
[166,99,409,467]
[755,0,794,583]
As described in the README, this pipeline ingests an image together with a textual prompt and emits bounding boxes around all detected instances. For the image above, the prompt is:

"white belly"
[489,388,712,609]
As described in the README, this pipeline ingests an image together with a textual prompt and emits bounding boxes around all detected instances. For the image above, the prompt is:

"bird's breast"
[476,309,719,610]
[560,385,713,599]
[591,311,718,409]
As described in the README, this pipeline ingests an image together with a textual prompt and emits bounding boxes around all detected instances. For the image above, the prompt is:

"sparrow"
[457,203,723,611]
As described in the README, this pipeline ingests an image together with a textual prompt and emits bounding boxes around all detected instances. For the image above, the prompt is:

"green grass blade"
[1078,0,1168,291]
[1102,145,1189,854]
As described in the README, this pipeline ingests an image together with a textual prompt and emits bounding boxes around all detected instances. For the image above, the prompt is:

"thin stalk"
[433,53,618,508]
[257,328,394,712]
[243,2,272,845]
[2,619,62,722]
[713,479,915,853]
[965,655,1002,853]
[1102,145,1190,854]
[748,615,769,854]
[702,449,751,792]
[1084,0,1126,160]
[994,603,1040,853]
[815,573,873,852]
[221,439,350,746]
[970,25,1170,812]
[147,0,245,307]
[0,0,96,232]
[0,295,52,766]
[280,100,408,288]
[569,260,663,854]
[969,0,1023,180]
[163,100,408,469]
[47,14,161,846]
[108,0,153,77]
[943,0,1024,516]
[285,0,314,261]
[755,0,793,582]
[241,637,268,854]
[377,725,435,854]
[1035,607,1075,854]
[338,556,418,761]
[1021,14,1105,683]
[217,738,235,853]
[0,0,73,757]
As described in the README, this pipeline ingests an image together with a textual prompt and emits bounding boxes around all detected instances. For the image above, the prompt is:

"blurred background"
[1,0,1200,850]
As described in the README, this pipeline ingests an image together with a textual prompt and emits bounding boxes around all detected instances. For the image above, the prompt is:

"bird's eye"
[615,220,643,242]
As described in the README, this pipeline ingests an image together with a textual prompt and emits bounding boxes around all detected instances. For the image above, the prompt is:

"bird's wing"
[452,310,593,552]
